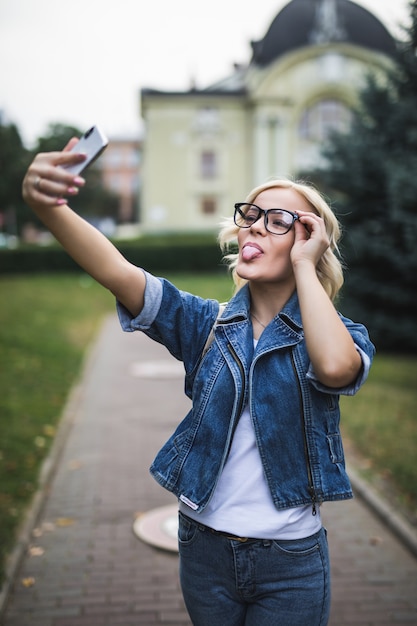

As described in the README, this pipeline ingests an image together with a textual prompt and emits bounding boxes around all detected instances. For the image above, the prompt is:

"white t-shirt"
[179,401,322,539]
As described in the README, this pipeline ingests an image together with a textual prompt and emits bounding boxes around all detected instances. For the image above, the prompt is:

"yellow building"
[140,0,395,233]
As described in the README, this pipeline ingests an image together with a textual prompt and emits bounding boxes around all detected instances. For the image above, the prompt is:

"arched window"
[299,99,352,141]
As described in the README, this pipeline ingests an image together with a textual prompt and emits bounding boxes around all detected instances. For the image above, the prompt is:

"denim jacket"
[118,271,375,513]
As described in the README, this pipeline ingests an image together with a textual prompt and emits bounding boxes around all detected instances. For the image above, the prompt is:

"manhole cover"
[133,504,178,552]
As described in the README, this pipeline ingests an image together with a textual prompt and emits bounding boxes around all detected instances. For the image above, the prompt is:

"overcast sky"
[0,0,411,147]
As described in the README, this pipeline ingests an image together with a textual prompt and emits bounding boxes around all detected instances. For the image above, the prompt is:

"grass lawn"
[340,355,417,520]
[0,271,416,586]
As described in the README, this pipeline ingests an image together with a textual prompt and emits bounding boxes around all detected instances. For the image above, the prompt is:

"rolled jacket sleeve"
[306,344,372,396]
[116,270,163,332]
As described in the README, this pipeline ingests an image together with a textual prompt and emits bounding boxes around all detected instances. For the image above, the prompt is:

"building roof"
[141,0,396,98]
[251,0,396,66]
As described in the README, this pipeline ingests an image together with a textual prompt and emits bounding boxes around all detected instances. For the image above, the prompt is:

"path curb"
[348,463,417,558]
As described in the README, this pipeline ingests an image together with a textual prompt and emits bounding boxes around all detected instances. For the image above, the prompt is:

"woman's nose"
[250,215,267,235]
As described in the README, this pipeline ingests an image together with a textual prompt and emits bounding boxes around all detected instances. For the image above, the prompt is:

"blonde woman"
[23,140,374,626]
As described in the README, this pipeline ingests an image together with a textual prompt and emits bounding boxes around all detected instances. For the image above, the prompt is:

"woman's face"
[236,186,314,287]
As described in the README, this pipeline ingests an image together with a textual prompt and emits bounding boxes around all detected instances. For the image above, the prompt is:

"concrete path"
[1,315,417,626]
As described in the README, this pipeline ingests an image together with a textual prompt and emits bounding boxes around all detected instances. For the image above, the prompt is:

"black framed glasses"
[234,203,299,235]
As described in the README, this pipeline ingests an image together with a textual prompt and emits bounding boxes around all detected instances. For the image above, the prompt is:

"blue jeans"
[178,512,330,626]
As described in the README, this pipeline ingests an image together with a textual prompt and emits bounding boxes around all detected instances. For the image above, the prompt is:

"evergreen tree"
[313,0,417,353]
[0,123,31,238]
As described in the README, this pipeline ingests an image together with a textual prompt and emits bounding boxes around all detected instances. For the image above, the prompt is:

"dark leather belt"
[193,518,252,542]
[208,527,251,543]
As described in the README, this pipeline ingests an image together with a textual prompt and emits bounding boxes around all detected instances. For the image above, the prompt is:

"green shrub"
[0,234,228,275]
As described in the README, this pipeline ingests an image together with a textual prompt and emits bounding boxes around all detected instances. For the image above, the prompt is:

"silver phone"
[63,125,109,175]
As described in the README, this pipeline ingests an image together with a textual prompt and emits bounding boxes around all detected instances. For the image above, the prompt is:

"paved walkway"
[1,315,417,626]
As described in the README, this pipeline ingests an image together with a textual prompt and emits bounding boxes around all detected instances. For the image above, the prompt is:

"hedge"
[0,236,229,275]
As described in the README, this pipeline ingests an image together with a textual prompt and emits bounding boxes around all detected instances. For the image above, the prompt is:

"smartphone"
[62,125,109,175]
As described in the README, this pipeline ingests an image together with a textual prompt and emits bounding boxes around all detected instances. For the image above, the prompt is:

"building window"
[201,198,217,215]
[194,107,220,132]
[299,99,352,141]
[200,151,217,179]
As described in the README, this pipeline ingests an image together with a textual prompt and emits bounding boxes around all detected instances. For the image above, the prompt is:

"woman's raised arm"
[22,138,145,317]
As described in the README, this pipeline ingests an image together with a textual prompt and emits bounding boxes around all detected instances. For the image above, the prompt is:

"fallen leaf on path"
[68,459,83,470]
[55,517,76,527]
[369,535,383,546]
[28,546,45,557]
[32,521,56,537]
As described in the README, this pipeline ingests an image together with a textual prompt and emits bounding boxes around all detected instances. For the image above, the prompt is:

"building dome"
[251,0,396,66]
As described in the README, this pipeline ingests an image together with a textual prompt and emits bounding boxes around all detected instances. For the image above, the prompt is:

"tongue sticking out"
[242,245,262,261]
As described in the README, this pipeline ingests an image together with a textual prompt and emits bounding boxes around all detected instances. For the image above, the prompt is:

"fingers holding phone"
[22,125,108,210]
[61,126,108,175]
[22,150,85,209]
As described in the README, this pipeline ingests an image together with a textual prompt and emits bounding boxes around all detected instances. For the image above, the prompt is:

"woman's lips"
[242,243,263,261]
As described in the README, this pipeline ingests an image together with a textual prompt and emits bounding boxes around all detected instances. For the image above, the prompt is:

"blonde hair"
[218,179,344,302]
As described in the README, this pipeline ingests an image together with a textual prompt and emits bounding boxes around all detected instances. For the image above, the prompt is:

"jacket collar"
[222,283,303,333]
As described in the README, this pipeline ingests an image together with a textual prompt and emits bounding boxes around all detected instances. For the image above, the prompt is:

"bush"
[0,234,228,275]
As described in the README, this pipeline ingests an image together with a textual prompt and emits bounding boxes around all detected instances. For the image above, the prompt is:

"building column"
[253,113,270,185]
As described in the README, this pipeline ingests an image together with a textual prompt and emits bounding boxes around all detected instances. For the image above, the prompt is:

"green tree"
[311,0,417,353]
[0,122,31,238]
[33,123,119,222]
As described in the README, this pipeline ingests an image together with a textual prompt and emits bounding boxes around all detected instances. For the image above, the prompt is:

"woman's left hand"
[290,210,330,268]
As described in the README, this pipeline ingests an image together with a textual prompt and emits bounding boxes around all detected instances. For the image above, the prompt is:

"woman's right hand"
[22,138,87,212]
[21,137,146,317]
